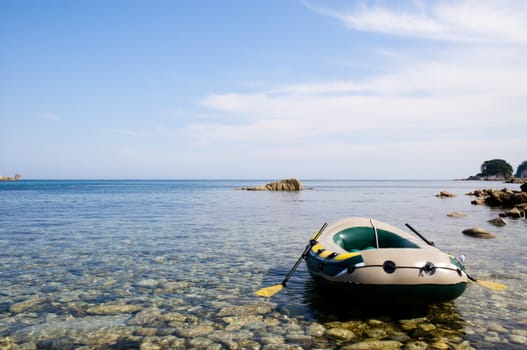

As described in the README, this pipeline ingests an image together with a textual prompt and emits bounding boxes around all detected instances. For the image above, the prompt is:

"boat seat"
[334,226,419,251]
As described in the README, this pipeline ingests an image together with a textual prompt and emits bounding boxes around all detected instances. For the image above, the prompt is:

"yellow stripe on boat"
[318,250,335,258]
[312,243,324,253]
[334,252,362,261]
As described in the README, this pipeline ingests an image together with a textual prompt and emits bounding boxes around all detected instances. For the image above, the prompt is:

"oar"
[405,223,435,246]
[405,223,507,291]
[256,222,328,297]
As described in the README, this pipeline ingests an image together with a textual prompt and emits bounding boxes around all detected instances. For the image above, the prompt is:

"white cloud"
[176,0,527,178]
[307,0,527,44]
[192,45,526,148]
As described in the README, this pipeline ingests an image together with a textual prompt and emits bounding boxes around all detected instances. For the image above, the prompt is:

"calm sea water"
[0,180,525,349]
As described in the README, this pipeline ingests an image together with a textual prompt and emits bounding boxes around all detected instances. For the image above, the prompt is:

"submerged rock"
[306,323,326,337]
[404,340,428,350]
[341,340,403,350]
[325,327,356,341]
[86,303,143,315]
[462,228,496,239]
[216,302,274,317]
[9,297,51,314]
[140,335,186,350]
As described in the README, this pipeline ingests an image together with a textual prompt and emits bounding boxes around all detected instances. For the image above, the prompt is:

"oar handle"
[405,223,435,246]
[281,222,328,286]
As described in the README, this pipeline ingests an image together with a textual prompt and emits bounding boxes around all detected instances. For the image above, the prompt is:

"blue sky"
[1,0,526,179]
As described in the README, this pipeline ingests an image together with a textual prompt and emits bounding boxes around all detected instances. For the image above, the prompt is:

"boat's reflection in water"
[298,277,464,325]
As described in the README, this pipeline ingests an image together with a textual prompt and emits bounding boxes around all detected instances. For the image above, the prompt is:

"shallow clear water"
[0,180,525,349]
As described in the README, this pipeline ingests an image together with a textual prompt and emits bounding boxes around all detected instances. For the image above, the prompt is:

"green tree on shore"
[516,160,527,178]
[479,159,513,178]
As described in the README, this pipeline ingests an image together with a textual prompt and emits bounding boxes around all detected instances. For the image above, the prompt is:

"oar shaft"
[281,222,328,286]
[405,223,435,246]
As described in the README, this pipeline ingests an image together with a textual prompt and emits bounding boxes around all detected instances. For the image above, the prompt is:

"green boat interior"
[333,226,420,252]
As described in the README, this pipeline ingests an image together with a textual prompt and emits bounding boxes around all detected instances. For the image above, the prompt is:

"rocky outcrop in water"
[237,178,304,191]
[462,227,496,239]
[467,187,527,217]
[488,217,507,227]
[463,186,527,228]
[436,191,456,198]
[447,212,467,218]
[467,187,527,222]
[0,173,21,181]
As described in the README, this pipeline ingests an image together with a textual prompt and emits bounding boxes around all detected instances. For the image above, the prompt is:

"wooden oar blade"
[477,279,507,291]
[255,284,283,297]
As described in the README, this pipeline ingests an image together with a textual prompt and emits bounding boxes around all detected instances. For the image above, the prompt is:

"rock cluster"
[444,185,526,234]
[237,178,304,191]
[466,187,527,218]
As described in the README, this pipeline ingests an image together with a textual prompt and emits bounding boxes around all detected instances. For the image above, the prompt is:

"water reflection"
[300,277,478,348]
[301,278,433,322]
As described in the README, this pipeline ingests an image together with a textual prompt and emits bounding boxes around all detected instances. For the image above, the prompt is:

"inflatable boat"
[305,217,469,304]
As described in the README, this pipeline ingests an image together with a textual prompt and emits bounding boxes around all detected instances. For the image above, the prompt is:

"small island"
[465,159,527,183]
[0,173,21,181]
[236,178,304,191]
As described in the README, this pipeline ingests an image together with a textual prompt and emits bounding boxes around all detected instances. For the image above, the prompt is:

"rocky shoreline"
[461,175,527,184]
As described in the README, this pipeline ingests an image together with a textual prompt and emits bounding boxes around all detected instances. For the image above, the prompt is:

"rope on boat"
[347,264,464,277]
[370,218,380,249]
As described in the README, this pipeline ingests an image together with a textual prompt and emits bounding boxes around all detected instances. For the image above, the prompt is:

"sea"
[0,180,525,349]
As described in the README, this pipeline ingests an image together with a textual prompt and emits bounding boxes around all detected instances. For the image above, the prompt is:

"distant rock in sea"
[237,178,304,191]
[447,212,467,218]
[436,191,456,198]
[0,173,21,181]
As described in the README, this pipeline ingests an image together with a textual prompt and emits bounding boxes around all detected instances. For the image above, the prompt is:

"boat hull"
[305,217,469,304]
[308,273,467,304]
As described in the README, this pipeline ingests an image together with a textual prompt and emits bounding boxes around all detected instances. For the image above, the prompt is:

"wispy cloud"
[175,0,527,177]
[305,0,527,44]
[194,46,526,146]
[188,1,526,145]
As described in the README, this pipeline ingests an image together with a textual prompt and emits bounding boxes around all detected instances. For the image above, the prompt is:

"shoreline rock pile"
[442,183,526,237]
[467,187,527,219]
[237,178,304,191]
